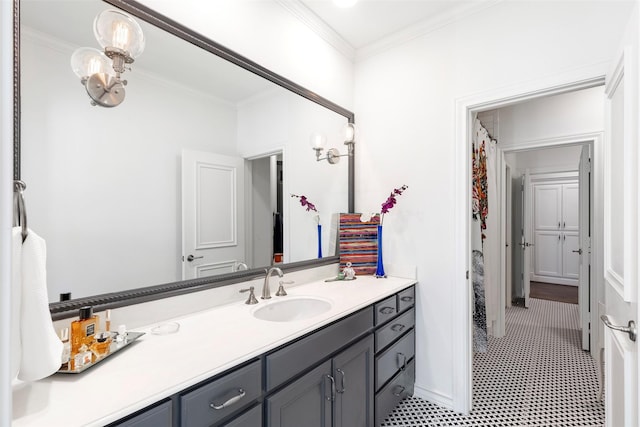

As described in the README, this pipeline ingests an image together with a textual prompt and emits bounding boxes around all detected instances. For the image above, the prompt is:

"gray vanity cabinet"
[108,285,416,427]
[266,360,333,427]
[332,335,374,427]
[110,401,172,427]
[266,335,374,427]
[373,285,416,426]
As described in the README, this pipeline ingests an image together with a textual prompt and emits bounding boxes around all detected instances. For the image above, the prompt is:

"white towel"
[11,227,63,381]
[11,227,22,379]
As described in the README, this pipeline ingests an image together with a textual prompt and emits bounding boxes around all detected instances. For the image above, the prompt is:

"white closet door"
[562,183,579,232]
[562,232,580,279]
[534,231,562,277]
[534,184,562,231]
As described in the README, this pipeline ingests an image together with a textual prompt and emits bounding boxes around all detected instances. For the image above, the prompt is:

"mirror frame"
[13,0,355,320]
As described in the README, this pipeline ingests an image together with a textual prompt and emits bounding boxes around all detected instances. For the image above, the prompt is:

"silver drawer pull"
[392,385,406,397]
[601,315,637,342]
[391,324,406,332]
[326,375,336,401]
[210,388,246,410]
[336,368,346,393]
[379,306,395,314]
[397,352,407,371]
[400,296,413,302]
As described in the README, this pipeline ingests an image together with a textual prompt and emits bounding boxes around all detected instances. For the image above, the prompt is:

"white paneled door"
[602,6,639,426]
[182,150,246,280]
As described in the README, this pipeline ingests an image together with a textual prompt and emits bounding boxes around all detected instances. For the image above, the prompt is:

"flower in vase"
[380,185,408,225]
[291,194,320,224]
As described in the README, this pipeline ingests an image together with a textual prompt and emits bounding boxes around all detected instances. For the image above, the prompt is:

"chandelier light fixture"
[70,9,145,107]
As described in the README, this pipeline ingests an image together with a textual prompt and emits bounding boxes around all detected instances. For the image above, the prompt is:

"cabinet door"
[562,232,580,279]
[561,183,579,231]
[333,335,374,427]
[534,184,562,230]
[533,231,562,277]
[112,401,172,427]
[266,360,331,427]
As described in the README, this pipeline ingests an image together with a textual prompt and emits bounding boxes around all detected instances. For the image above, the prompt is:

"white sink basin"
[252,296,333,322]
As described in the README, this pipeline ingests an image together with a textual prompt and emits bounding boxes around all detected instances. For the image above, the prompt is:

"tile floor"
[381,298,604,426]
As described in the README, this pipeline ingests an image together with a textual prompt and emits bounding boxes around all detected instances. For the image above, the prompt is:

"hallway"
[381,299,603,426]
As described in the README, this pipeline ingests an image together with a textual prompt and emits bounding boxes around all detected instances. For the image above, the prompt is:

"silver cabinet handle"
[572,249,583,254]
[380,306,395,314]
[558,222,561,229]
[210,388,246,410]
[392,385,406,397]
[391,324,406,332]
[326,375,336,401]
[400,296,413,302]
[187,254,203,262]
[397,352,407,371]
[601,315,637,342]
[336,368,346,393]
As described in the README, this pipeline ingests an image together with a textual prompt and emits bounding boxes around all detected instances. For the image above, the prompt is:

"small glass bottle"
[73,344,92,370]
[59,328,70,370]
[70,306,98,366]
[91,332,112,359]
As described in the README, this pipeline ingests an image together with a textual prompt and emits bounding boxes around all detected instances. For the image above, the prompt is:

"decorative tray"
[57,331,145,374]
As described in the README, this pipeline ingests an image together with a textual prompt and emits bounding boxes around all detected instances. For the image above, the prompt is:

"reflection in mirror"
[20,0,349,303]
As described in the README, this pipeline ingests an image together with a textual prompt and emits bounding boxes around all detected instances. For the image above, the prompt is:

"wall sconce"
[70,10,145,107]
[310,123,356,164]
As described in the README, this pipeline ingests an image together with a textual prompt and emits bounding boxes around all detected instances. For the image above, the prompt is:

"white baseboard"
[413,383,456,411]
[531,275,578,286]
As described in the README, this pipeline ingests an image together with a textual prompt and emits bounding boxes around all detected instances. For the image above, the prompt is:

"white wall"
[506,146,582,176]
[138,0,355,110]
[498,85,604,146]
[21,30,238,300]
[353,0,632,409]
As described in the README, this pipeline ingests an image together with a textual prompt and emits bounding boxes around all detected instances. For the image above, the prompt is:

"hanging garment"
[472,249,488,353]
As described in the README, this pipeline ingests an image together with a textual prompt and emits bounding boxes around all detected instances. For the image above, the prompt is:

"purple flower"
[291,194,318,213]
[380,185,408,224]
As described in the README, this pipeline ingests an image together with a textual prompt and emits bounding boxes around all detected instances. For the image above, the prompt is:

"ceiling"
[296,0,494,56]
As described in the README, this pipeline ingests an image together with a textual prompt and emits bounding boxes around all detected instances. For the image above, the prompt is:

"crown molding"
[355,0,503,61]
[274,0,356,61]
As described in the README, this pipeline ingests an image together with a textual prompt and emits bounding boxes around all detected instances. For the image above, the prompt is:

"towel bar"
[13,180,28,242]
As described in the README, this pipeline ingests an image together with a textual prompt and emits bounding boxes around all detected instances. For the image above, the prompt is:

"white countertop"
[12,275,416,427]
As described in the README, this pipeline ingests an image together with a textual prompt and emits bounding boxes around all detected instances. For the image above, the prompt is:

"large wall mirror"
[16,0,354,318]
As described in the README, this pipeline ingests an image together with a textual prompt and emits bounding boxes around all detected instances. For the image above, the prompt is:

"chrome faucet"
[262,267,283,299]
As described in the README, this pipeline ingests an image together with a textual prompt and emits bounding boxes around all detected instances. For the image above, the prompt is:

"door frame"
[453,69,606,413]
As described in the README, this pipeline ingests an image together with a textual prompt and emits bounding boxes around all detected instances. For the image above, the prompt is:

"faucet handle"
[276,280,294,296]
[239,286,259,305]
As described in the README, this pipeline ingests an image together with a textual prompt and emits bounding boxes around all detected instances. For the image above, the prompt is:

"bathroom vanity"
[12,276,416,426]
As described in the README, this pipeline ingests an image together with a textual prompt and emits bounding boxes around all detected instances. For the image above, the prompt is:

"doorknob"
[186,254,203,262]
[601,315,637,342]
[572,249,583,254]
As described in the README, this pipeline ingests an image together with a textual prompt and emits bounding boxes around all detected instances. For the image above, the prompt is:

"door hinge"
[588,322,591,331]
[466,270,469,280]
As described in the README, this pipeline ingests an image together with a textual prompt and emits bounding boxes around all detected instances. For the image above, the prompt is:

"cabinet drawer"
[220,404,262,427]
[375,308,415,353]
[375,359,415,427]
[113,401,172,427]
[374,295,397,325]
[181,360,262,427]
[397,287,415,312]
[266,307,373,391]
[375,329,415,391]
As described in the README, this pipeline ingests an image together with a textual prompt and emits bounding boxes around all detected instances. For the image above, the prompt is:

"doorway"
[453,76,606,414]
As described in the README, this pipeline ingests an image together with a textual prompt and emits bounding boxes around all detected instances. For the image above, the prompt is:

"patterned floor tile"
[381,298,603,426]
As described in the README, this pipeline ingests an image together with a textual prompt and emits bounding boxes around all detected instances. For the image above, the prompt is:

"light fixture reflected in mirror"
[310,123,356,165]
[70,9,145,107]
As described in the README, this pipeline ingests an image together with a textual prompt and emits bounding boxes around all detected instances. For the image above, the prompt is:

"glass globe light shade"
[309,132,327,150]
[94,9,145,58]
[343,123,356,143]
[70,47,111,79]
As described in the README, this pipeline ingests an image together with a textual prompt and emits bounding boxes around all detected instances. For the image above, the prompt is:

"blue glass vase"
[375,224,386,278]
[317,224,323,259]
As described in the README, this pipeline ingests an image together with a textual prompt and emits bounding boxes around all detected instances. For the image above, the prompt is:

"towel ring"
[13,180,28,243]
